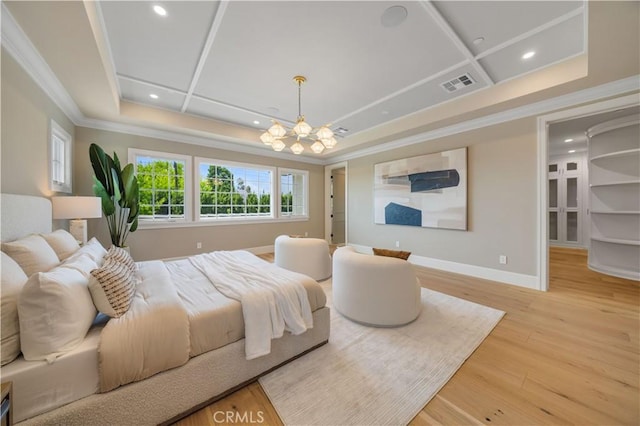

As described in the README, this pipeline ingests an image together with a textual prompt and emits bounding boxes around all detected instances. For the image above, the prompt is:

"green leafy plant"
[89,143,139,247]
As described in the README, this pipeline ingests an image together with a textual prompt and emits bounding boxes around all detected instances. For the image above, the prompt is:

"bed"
[0,193,330,425]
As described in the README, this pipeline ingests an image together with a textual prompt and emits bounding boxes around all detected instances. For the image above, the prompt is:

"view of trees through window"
[199,162,272,218]
[134,151,307,222]
[137,156,186,219]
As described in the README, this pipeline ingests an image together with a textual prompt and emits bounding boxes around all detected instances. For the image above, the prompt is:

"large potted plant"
[89,143,139,247]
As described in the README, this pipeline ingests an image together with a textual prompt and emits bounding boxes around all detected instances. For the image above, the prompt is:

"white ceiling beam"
[180,0,229,113]
[419,0,494,86]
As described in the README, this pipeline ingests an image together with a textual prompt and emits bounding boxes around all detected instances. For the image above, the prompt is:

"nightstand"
[1,382,12,426]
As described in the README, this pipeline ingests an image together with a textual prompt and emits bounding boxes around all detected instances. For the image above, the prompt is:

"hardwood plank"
[175,247,640,425]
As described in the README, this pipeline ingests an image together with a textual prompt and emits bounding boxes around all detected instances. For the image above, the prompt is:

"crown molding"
[77,117,326,165]
[326,75,640,164]
[1,3,84,124]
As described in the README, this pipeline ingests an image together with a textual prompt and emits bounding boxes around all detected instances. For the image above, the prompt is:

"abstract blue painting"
[374,147,467,230]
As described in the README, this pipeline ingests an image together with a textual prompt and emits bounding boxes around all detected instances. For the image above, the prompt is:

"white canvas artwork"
[374,147,467,230]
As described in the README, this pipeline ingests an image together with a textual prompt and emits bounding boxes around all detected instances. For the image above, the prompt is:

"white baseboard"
[348,244,541,290]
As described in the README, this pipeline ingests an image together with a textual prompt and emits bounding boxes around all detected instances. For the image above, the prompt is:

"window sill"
[136,216,309,230]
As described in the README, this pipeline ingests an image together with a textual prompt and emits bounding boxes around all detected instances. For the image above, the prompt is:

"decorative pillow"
[18,265,97,363]
[105,245,136,273]
[1,252,28,365]
[41,229,80,261]
[88,258,136,318]
[70,238,108,266]
[372,247,412,261]
[2,234,60,276]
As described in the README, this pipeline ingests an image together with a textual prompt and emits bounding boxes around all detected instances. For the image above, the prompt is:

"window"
[279,168,309,218]
[129,149,192,223]
[50,120,72,193]
[196,158,274,221]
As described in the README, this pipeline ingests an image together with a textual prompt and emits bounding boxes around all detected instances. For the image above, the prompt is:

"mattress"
[165,253,327,357]
[0,319,106,423]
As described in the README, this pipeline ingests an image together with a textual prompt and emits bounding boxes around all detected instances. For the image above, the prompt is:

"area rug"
[259,280,505,425]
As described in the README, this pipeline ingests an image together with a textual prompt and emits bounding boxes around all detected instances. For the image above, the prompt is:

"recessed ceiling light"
[472,37,485,45]
[568,149,576,153]
[153,5,167,16]
[381,5,408,28]
[564,138,574,143]
[522,51,536,60]
[253,120,260,125]
[149,94,159,99]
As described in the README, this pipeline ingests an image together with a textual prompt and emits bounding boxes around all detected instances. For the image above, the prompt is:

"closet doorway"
[325,162,347,245]
[543,99,639,288]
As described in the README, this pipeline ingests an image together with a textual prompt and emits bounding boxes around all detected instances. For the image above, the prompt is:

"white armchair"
[274,235,332,281]
[332,246,422,327]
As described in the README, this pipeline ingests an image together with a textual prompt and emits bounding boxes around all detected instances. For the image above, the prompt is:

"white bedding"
[190,251,313,360]
[1,323,105,423]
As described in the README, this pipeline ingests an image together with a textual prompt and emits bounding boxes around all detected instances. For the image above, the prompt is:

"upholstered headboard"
[1,194,52,242]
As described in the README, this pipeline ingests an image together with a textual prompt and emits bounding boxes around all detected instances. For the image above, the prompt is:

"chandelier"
[259,76,338,155]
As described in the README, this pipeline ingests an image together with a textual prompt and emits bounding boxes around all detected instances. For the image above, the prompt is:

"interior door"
[331,168,346,245]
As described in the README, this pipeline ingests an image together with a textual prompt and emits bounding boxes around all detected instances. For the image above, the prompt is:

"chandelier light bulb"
[260,132,274,145]
[311,141,325,154]
[290,142,305,155]
[321,136,337,149]
[268,122,287,138]
[293,118,312,138]
[316,126,334,140]
[272,139,286,151]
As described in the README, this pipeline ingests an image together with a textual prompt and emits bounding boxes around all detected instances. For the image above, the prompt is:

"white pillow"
[2,234,60,277]
[61,253,99,276]
[71,238,108,266]
[41,229,80,261]
[18,264,97,363]
[1,252,28,365]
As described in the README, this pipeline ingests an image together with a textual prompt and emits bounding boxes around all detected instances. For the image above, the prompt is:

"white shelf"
[590,236,640,246]
[590,210,640,215]
[590,148,640,161]
[587,114,640,281]
[590,179,640,187]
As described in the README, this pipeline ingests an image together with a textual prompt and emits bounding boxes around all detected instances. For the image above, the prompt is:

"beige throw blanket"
[98,261,190,392]
[189,251,313,360]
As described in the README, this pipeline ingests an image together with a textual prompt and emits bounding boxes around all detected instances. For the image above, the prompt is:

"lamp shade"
[52,196,102,219]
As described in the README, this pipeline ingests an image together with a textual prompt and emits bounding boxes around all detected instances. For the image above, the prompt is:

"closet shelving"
[587,115,640,281]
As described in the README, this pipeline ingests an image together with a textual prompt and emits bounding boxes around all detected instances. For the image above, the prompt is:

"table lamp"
[52,196,102,244]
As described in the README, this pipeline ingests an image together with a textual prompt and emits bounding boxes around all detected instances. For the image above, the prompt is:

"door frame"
[324,161,348,244]
[536,93,639,291]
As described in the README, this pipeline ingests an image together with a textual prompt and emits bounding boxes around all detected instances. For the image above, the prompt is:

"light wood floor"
[175,247,639,425]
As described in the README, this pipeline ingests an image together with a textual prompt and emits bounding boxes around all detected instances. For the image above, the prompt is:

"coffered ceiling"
[3,1,589,159]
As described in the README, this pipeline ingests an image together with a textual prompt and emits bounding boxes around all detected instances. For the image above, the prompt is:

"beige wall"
[73,127,325,260]
[347,118,538,276]
[1,48,75,197]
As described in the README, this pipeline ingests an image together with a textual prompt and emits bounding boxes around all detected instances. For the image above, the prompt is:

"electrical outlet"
[196,242,202,249]
[304,231,308,237]
[499,255,507,265]
[395,241,400,248]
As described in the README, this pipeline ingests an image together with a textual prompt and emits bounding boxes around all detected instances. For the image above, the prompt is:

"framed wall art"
[374,147,467,230]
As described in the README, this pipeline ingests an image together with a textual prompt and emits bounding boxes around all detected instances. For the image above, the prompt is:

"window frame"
[128,148,193,226]
[278,168,310,219]
[194,157,277,223]
[49,120,72,193]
